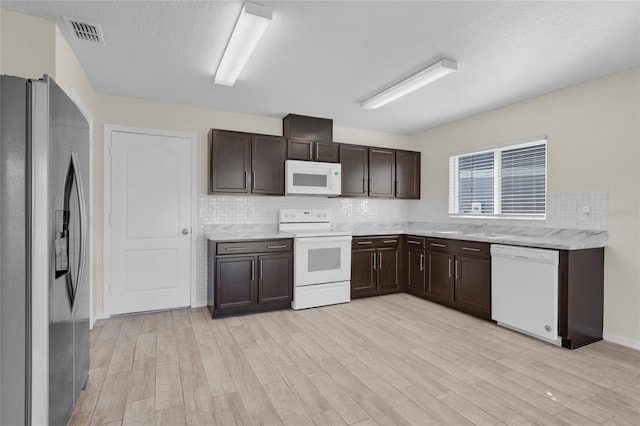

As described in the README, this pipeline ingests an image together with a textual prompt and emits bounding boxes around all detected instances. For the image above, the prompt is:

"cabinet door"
[454,255,491,318]
[287,138,314,161]
[369,148,396,197]
[377,247,400,290]
[407,248,426,293]
[340,144,368,197]
[216,256,255,309]
[258,253,292,304]
[314,141,339,163]
[209,130,250,193]
[351,248,376,294]
[396,150,420,199]
[252,135,285,195]
[427,252,454,302]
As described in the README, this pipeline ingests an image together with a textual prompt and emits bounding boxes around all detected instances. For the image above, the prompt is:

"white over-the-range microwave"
[285,160,341,196]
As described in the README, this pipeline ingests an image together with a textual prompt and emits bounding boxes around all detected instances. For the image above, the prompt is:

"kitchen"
[1,1,639,425]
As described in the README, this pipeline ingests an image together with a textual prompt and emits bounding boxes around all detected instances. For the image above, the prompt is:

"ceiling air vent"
[63,16,105,45]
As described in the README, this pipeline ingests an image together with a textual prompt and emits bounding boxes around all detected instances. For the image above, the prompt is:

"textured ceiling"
[3,1,639,135]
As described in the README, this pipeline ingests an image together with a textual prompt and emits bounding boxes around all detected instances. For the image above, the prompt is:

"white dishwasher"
[491,245,561,345]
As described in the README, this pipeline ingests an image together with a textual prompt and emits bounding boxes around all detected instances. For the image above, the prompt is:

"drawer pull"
[357,241,373,245]
[408,240,421,245]
[379,252,382,269]
[224,247,246,251]
[383,240,397,243]
[419,253,424,271]
[430,243,446,248]
[267,245,287,249]
[461,247,480,252]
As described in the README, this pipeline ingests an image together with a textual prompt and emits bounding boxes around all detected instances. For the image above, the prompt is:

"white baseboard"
[603,331,640,351]
[192,300,207,308]
[96,311,110,320]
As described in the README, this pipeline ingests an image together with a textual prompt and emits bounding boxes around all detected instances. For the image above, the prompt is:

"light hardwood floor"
[70,294,640,426]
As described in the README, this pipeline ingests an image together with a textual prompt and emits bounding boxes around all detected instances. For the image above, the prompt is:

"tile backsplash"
[407,190,608,231]
[195,190,607,306]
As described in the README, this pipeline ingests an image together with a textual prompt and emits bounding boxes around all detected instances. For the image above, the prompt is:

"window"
[449,138,547,218]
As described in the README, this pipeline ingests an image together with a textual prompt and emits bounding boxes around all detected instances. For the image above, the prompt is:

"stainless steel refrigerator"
[1,75,90,425]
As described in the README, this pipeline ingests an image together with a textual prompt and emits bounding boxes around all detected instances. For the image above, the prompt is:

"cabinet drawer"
[352,236,400,248]
[426,238,454,253]
[217,239,292,255]
[453,240,490,258]
[406,236,426,249]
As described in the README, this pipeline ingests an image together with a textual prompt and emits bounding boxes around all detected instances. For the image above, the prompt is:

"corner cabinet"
[209,129,285,195]
[351,236,404,298]
[207,239,293,318]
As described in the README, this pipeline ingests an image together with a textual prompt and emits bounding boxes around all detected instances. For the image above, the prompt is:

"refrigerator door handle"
[70,151,87,316]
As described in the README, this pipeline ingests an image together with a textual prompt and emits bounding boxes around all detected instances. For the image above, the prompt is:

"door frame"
[103,124,198,317]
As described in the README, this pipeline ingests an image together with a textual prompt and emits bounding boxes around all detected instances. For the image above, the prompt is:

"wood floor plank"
[134,333,156,361]
[122,397,155,426]
[155,334,179,366]
[232,372,283,425]
[128,359,156,402]
[90,371,130,425]
[279,366,332,415]
[201,354,236,397]
[263,380,315,426]
[154,405,186,426]
[310,409,348,426]
[307,371,371,425]
[243,346,281,385]
[155,363,183,411]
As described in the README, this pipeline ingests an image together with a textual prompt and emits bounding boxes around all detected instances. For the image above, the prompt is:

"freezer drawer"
[491,245,560,345]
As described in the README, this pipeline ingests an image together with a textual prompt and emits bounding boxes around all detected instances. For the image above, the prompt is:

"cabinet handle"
[455,260,460,279]
[244,171,248,189]
[430,243,446,248]
[315,143,319,160]
[372,252,376,269]
[251,171,255,191]
[363,178,367,193]
[379,252,382,270]
[267,245,287,249]
[251,260,255,281]
[383,240,397,243]
[408,240,421,245]
[357,241,373,245]
[419,253,424,272]
[260,259,263,280]
[225,247,246,251]
[309,143,313,159]
[461,247,480,252]
[448,258,452,278]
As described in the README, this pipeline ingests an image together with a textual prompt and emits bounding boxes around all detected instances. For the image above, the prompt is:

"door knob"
[181,228,190,235]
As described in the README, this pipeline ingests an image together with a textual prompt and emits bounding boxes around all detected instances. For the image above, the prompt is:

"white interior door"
[108,130,192,315]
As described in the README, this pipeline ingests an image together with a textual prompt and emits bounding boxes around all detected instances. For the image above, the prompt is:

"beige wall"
[0,9,55,79]
[409,68,640,343]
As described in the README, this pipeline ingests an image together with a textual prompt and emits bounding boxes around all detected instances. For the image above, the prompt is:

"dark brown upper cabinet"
[368,147,396,198]
[252,134,286,194]
[396,150,421,199]
[283,113,332,141]
[339,144,369,197]
[286,138,339,163]
[209,130,250,193]
[209,129,285,195]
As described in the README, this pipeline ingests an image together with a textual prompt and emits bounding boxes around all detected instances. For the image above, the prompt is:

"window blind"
[448,138,547,218]
[501,144,546,215]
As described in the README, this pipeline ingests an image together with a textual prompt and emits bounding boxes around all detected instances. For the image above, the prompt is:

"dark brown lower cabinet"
[423,238,491,320]
[351,236,403,298]
[406,237,426,294]
[257,253,293,304]
[208,239,292,318]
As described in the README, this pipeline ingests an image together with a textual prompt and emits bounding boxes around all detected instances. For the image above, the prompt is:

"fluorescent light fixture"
[361,59,458,110]
[214,2,272,86]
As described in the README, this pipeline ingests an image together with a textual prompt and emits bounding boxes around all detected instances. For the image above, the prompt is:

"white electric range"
[279,209,352,310]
